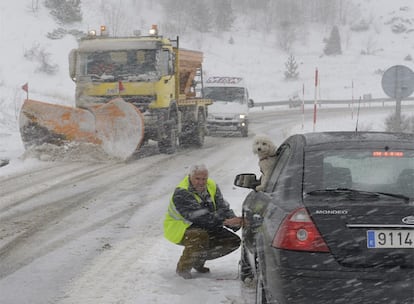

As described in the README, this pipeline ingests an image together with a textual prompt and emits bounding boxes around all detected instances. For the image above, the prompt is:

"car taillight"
[272,207,329,252]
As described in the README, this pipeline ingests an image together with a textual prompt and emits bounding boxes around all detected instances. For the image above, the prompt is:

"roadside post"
[302,83,305,130]
[351,80,354,119]
[313,68,318,132]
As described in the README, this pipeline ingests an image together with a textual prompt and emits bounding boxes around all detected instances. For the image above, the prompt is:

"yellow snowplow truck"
[19,25,212,159]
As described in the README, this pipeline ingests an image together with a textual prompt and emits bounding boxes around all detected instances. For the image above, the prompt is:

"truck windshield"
[80,49,160,80]
[204,87,245,103]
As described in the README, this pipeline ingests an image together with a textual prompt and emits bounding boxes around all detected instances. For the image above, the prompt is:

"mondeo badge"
[402,216,414,225]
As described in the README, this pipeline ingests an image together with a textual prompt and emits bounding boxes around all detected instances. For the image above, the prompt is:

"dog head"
[252,135,277,159]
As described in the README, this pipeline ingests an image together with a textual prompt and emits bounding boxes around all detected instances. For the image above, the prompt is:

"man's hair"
[189,164,208,176]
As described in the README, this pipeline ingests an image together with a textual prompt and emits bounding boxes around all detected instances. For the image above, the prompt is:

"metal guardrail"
[254,97,414,107]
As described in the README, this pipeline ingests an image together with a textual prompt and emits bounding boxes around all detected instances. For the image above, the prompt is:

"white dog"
[252,135,278,191]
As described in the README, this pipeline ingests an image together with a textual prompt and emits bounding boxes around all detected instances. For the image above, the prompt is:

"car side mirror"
[248,99,254,108]
[234,173,260,189]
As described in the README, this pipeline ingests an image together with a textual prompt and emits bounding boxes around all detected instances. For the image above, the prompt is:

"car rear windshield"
[304,149,414,198]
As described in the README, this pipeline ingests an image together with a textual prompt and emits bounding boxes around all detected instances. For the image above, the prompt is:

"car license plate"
[219,125,237,131]
[367,230,414,248]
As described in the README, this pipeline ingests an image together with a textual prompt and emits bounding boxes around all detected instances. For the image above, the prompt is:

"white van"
[204,76,254,137]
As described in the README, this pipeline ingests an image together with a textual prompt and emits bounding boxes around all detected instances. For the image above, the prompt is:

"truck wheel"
[158,117,178,154]
[179,111,205,147]
[191,111,205,147]
[241,126,248,137]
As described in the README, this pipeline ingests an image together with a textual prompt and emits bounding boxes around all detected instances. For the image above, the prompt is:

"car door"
[242,142,293,253]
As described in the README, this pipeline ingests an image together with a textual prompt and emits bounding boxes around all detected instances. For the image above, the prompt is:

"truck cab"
[204,76,253,137]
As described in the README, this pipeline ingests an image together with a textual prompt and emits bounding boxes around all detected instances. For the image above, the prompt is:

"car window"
[304,149,414,198]
[266,143,291,192]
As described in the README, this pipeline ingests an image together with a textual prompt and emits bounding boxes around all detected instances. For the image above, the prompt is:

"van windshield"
[204,87,245,102]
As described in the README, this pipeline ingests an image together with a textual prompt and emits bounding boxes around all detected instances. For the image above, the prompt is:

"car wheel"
[255,260,267,304]
[241,125,248,137]
[240,243,254,282]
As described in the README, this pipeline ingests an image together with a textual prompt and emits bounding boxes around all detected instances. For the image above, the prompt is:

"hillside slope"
[0,0,413,132]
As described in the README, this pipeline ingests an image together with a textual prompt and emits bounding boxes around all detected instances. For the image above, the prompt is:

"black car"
[234,132,414,304]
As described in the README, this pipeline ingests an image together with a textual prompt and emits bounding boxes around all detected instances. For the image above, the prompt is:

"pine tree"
[284,54,299,80]
[45,0,82,24]
[160,0,189,35]
[212,0,235,32]
[188,0,212,33]
[324,25,342,55]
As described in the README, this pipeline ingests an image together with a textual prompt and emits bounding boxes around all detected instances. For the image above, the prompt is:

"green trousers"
[176,227,241,272]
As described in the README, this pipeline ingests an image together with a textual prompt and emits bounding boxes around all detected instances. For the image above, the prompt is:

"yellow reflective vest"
[163,176,217,244]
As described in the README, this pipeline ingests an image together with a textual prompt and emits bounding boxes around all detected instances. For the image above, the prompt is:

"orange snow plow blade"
[19,98,144,159]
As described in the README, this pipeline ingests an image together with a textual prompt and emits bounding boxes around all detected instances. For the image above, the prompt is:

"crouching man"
[164,164,243,279]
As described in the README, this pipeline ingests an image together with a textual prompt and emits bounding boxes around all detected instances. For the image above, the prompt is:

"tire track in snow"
[0,162,118,213]
[52,138,258,304]
[0,153,177,279]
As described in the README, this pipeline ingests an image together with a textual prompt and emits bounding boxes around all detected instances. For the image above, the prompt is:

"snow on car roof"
[301,131,414,147]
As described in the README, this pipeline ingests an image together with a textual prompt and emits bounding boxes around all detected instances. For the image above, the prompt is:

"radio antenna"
[355,96,361,133]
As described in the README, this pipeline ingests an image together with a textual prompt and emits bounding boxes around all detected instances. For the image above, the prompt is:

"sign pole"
[351,80,354,119]
[302,83,305,130]
[313,68,318,132]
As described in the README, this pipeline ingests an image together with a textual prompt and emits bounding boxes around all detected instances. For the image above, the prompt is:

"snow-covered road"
[0,105,409,304]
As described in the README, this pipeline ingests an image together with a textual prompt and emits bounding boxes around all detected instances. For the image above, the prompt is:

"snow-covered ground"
[1,104,412,304]
[0,1,413,303]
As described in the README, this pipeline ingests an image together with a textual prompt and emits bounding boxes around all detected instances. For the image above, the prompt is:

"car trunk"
[305,193,413,268]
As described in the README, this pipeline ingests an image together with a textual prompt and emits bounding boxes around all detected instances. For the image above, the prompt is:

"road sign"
[381,65,414,100]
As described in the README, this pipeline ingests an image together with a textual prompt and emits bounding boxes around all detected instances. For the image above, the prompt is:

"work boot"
[176,259,193,279]
[193,260,210,273]
[193,265,210,273]
[176,267,192,279]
